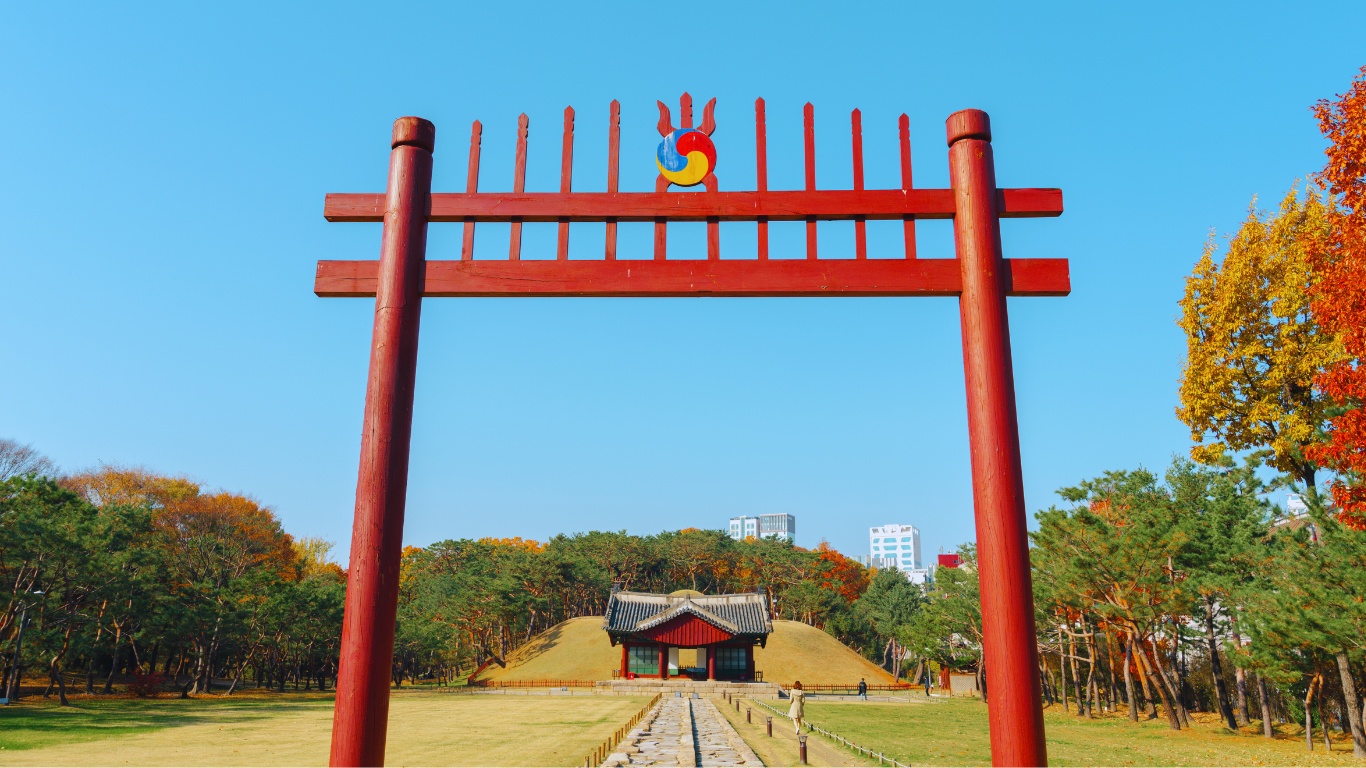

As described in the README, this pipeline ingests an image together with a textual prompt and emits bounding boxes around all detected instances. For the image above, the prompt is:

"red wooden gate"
[317,95,1067,767]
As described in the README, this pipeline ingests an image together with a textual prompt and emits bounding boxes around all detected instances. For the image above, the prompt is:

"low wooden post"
[330,116,435,768]
[948,108,1047,767]
[747,706,752,723]
[799,735,808,765]
[766,717,772,736]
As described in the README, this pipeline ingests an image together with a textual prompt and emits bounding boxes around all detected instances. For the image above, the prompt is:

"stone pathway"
[691,698,761,766]
[604,696,760,767]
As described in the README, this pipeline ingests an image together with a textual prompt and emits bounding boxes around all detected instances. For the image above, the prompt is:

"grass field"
[794,696,1364,767]
[0,691,650,767]
[482,616,896,685]
[7,687,1361,767]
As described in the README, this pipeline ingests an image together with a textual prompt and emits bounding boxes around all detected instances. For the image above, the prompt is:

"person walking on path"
[857,678,868,700]
[788,680,807,734]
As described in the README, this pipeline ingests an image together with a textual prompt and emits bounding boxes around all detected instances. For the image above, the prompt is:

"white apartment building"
[869,524,930,583]
[728,514,796,543]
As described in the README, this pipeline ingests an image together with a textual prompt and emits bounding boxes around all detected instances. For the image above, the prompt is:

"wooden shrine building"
[603,590,771,681]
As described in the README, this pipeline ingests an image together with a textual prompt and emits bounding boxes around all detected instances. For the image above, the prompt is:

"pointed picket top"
[699,97,717,136]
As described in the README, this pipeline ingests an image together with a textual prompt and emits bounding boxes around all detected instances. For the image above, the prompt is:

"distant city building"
[857,553,932,585]
[938,553,962,569]
[855,555,898,569]
[868,522,923,571]
[728,514,796,543]
[1287,494,1308,517]
[730,516,758,539]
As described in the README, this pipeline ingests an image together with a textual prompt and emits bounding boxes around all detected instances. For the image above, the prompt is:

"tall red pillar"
[948,109,1047,767]
[330,116,434,768]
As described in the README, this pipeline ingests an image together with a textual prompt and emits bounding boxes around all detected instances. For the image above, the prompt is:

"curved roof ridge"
[633,598,741,635]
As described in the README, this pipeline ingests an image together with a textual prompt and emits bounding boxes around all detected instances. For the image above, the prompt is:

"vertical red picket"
[755,98,769,260]
[699,97,719,260]
[948,108,1047,768]
[804,103,817,260]
[557,107,574,260]
[461,121,481,261]
[605,100,620,260]
[653,174,668,260]
[509,113,528,261]
[851,109,867,260]
[899,114,917,259]
[329,116,434,768]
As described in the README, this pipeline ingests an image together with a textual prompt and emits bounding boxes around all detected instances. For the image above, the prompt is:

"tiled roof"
[603,591,772,637]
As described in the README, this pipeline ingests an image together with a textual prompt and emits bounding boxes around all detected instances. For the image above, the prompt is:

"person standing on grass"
[858,678,867,700]
[788,680,806,734]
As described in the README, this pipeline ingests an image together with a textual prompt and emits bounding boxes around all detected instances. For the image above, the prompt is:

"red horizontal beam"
[314,257,1070,298]
[323,188,1062,223]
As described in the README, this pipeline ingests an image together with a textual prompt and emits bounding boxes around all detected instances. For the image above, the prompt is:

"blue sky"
[3,2,1362,564]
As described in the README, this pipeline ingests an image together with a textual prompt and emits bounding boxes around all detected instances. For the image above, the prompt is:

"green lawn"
[803,697,1364,767]
[0,691,650,766]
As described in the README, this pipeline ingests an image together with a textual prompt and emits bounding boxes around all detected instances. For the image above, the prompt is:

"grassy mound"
[477,617,896,685]
[755,620,897,685]
[480,617,619,682]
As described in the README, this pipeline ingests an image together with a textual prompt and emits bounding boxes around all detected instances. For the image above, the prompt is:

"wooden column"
[746,645,755,682]
[707,646,716,681]
[658,645,667,679]
[620,644,629,678]
[329,116,434,768]
[948,109,1047,767]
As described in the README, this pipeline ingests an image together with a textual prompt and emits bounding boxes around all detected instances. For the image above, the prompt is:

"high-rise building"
[869,524,927,582]
[728,514,796,543]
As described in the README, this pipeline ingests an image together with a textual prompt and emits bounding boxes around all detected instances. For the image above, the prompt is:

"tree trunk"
[1203,602,1238,731]
[1085,627,1098,717]
[1103,633,1119,712]
[1068,635,1085,717]
[1306,673,1320,751]
[1257,674,1274,737]
[978,655,987,704]
[1136,642,1182,730]
[1149,641,1192,727]
[1336,651,1366,757]
[103,636,123,695]
[1235,667,1251,726]
[1123,639,1138,722]
[1060,649,1070,713]
[49,659,69,706]
[1320,695,1331,752]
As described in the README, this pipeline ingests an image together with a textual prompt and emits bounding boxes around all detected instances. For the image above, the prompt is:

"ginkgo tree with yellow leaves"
[1177,187,1339,491]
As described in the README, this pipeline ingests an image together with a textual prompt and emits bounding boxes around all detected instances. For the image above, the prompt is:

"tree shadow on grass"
[0,696,334,751]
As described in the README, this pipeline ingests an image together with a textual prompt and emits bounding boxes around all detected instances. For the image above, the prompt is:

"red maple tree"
[1306,66,1366,530]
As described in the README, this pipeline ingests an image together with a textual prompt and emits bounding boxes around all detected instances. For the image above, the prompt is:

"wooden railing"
[583,692,663,767]
[750,698,911,768]
[788,683,914,693]
[468,678,596,688]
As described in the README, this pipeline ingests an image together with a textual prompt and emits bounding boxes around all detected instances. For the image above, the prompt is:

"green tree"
[1167,458,1270,731]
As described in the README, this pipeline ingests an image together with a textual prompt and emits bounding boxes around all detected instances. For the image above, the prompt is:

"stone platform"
[598,680,781,699]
